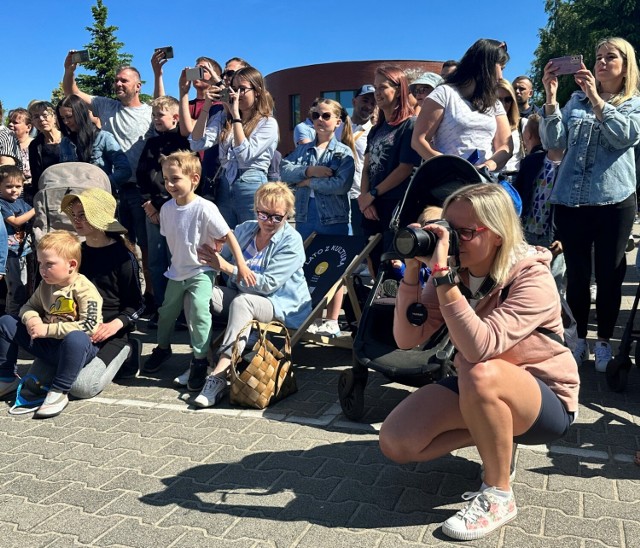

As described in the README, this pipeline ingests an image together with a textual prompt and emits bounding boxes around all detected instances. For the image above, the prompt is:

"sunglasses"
[455,226,488,241]
[499,96,513,103]
[222,70,236,79]
[311,111,334,121]
[257,210,286,224]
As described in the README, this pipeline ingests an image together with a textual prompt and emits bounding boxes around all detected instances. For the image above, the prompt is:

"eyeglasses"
[455,226,488,241]
[412,86,432,95]
[257,210,286,224]
[222,70,236,79]
[311,111,334,121]
[236,86,254,95]
[498,96,513,104]
[32,111,52,120]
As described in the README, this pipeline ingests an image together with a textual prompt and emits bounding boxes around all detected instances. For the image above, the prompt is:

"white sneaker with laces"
[315,319,340,338]
[442,486,517,540]
[572,338,590,365]
[306,318,324,334]
[194,375,227,408]
[34,390,69,419]
[594,341,612,373]
[173,368,190,387]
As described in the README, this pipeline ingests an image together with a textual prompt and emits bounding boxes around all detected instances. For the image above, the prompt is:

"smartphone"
[155,46,174,60]
[185,66,205,81]
[219,87,231,103]
[71,50,90,64]
[550,55,583,75]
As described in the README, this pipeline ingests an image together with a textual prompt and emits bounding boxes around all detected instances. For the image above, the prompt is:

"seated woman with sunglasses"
[411,39,513,171]
[380,184,579,541]
[186,183,312,408]
[280,98,355,337]
[190,66,278,228]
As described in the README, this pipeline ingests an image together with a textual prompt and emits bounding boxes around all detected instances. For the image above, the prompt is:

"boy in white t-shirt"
[142,151,254,391]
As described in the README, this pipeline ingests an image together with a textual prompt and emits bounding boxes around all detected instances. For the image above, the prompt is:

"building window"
[321,90,356,116]
[290,94,301,130]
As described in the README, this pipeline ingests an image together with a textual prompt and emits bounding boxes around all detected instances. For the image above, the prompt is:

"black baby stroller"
[606,282,640,392]
[338,155,489,420]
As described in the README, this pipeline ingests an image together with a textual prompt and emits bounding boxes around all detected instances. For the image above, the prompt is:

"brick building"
[265,59,443,154]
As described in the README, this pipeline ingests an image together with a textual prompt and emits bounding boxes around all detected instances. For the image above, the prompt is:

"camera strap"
[457,275,497,302]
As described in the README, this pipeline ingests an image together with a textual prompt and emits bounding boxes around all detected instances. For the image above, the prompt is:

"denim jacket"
[222,220,312,328]
[59,130,132,191]
[539,91,640,206]
[280,138,355,224]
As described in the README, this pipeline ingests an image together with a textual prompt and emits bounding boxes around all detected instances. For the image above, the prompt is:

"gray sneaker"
[34,390,69,419]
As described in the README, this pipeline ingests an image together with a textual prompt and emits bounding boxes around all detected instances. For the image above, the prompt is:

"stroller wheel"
[606,356,631,392]
[338,370,365,421]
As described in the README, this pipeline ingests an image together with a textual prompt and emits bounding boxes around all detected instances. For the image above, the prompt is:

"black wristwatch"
[432,271,457,287]
[369,187,379,198]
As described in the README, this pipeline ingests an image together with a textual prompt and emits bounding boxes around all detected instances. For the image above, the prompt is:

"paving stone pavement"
[1,263,639,547]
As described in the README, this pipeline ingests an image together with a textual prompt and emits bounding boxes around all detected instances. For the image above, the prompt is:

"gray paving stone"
[2,474,68,503]
[156,501,241,536]
[224,513,311,546]
[0,523,58,548]
[544,508,622,546]
[0,495,66,531]
[92,517,184,548]
[297,524,382,548]
[584,492,640,520]
[502,528,582,548]
[171,530,256,548]
[47,460,128,489]
[102,469,177,495]
[42,482,123,514]
[32,506,123,544]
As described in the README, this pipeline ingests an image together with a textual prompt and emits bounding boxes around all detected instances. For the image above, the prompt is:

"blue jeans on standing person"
[145,217,170,309]
[0,315,98,392]
[117,184,148,248]
[296,198,350,241]
[216,169,267,229]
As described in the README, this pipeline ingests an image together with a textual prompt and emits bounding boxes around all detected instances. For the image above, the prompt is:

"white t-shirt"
[90,96,154,181]
[160,196,230,281]
[350,119,373,198]
[429,85,506,165]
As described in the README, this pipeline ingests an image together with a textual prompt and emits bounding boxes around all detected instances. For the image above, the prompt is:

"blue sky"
[2,0,549,113]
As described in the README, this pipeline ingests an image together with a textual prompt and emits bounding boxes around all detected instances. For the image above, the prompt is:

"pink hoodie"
[394,247,580,412]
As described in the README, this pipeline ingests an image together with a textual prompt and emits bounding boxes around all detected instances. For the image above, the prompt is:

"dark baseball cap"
[355,84,375,97]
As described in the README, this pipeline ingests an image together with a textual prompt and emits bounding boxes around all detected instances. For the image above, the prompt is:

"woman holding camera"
[380,184,579,541]
[539,37,640,372]
[189,66,278,228]
[411,38,513,171]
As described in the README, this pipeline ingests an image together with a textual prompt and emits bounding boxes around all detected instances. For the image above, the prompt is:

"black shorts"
[438,375,573,445]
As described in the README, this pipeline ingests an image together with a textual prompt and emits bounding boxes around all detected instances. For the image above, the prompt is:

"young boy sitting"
[0,166,35,314]
[137,96,190,319]
[0,230,103,418]
[141,151,254,392]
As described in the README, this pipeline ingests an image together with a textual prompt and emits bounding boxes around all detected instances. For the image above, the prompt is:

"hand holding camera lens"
[393,220,457,268]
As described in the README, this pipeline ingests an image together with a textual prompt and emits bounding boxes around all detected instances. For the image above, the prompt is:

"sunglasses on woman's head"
[257,210,285,223]
[311,111,334,121]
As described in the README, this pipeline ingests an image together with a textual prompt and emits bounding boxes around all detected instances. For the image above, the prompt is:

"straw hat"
[61,188,127,234]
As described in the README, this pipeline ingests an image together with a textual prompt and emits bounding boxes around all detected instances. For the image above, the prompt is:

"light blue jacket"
[222,220,312,329]
[540,91,640,206]
[59,130,132,191]
[0,220,7,276]
[280,138,355,225]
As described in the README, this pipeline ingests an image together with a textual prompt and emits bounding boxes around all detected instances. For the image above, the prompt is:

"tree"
[76,0,133,99]
[532,0,640,105]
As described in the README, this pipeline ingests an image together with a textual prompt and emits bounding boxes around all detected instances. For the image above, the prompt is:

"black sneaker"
[142,346,172,373]
[187,358,209,392]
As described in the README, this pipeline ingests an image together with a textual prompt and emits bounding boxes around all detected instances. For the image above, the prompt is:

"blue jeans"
[117,185,147,248]
[0,315,98,392]
[216,169,267,229]
[145,217,170,308]
[5,253,29,315]
[296,198,349,241]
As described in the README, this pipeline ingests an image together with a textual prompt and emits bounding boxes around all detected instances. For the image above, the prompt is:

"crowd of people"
[0,35,638,541]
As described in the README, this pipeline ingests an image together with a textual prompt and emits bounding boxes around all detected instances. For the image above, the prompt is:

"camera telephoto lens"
[393,227,437,259]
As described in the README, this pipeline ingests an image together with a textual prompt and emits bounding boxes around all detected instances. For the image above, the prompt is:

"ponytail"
[339,106,357,161]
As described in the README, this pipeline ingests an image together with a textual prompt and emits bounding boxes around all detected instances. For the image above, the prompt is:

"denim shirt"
[539,91,640,206]
[189,111,278,183]
[280,138,355,225]
[59,130,132,191]
[221,220,312,328]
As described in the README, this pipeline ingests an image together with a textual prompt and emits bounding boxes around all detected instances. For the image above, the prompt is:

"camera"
[393,220,459,259]
[70,50,90,64]
[185,66,205,81]
[218,87,231,103]
[155,46,174,59]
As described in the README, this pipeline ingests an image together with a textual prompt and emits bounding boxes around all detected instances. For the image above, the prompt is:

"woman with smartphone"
[189,66,278,228]
[411,38,513,171]
[540,37,640,372]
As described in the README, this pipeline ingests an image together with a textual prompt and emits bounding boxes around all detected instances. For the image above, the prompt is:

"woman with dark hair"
[357,65,422,274]
[190,66,278,227]
[27,101,62,189]
[411,39,513,172]
[58,94,132,193]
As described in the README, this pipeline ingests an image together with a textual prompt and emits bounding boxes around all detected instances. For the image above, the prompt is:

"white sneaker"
[442,487,517,540]
[306,318,324,334]
[34,390,69,419]
[315,319,341,338]
[194,375,227,408]
[173,368,190,387]
[572,338,590,365]
[594,341,612,373]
